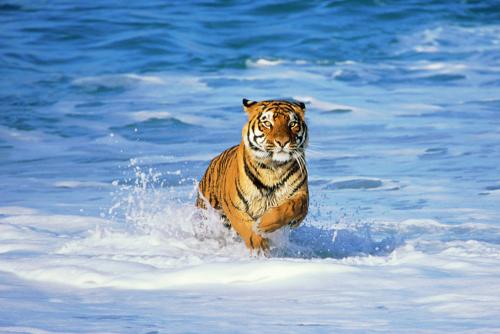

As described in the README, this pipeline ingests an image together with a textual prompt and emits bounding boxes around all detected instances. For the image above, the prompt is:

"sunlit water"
[1,1,500,333]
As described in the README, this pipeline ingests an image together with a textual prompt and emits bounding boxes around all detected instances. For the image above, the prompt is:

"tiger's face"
[242,99,308,163]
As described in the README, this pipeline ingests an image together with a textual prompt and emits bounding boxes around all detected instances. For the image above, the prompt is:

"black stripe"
[243,156,269,192]
[297,125,307,146]
[252,121,264,140]
[280,107,294,114]
[244,156,301,194]
[246,124,262,151]
[212,196,220,210]
[255,160,272,170]
[257,121,267,134]
[222,194,232,213]
[248,139,266,153]
[289,175,307,197]
[274,160,300,187]
[219,152,228,173]
[246,157,262,176]
[223,146,238,171]
[228,144,239,153]
[243,98,257,107]
[205,162,213,191]
[273,159,291,167]
[229,196,240,212]
[236,179,249,212]
[209,192,220,209]
[219,146,237,173]
[213,157,222,179]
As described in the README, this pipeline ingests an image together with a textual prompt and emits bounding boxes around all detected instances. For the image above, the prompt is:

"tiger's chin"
[272,151,292,163]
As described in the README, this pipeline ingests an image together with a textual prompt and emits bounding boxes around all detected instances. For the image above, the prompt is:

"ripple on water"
[110,118,204,145]
[324,178,383,190]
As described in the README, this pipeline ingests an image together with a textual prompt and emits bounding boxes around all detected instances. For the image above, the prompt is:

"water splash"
[101,160,400,260]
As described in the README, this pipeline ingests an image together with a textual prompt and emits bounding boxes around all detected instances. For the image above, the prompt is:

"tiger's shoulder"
[196,144,240,209]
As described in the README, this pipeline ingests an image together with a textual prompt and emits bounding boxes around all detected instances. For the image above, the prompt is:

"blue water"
[2,0,499,227]
[1,1,500,332]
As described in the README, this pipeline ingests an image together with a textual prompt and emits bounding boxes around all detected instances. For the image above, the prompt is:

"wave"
[72,73,165,88]
[109,117,203,145]
[397,24,500,55]
[2,201,499,290]
[72,73,209,92]
[53,180,111,189]
[293,95,360,113]
[246,58,285,68]
[2,165,499,290]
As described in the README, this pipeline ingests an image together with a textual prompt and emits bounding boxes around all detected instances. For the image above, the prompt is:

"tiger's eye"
[290,121,298,128]
[263,121,272,128]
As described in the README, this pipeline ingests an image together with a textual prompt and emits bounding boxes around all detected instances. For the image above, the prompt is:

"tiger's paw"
[245,232,270,256]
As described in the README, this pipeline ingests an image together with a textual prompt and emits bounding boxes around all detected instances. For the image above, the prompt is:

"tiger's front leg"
[257,192,308,234]
[221,196,270,255]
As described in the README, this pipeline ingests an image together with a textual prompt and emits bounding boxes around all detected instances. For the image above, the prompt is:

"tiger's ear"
[242,98,258,114]
[296,101,306,111]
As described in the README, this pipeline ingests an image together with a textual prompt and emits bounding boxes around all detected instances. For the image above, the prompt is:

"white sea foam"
[0,206,39,216]
[293,95,360,112]
[408,61,467,73]
[335,60,357,66]
[399,24,500,55]
[246,58,285,68]
[72,73,209,91]
[245,58,312,68]
[73,73,166,87]
[2,206,500,325]
[130,110,173,121]
[127,111,223,129]
[0,327,71,334]
[371,218,500,237]
[0,214,110,233]
[54,180,110,189]
[127,152,216,165]
[213,67,325,82]
[1,173,498,292]
[1,170,500,331]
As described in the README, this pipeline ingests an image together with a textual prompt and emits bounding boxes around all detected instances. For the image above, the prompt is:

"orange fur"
[196,99,309,254]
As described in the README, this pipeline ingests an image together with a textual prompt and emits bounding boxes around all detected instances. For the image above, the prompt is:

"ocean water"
[1,1,500,333]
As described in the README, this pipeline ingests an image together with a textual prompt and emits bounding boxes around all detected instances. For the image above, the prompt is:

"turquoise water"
[1,1,500,332]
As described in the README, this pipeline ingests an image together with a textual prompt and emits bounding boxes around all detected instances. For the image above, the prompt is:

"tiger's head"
[242,98,308,164]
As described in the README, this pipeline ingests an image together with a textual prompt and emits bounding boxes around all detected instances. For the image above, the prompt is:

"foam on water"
[1,162,498,292]
[245,58,285,68]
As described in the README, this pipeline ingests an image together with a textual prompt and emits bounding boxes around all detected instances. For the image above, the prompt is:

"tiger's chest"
[244,170,296,218]
[245,190,285,218]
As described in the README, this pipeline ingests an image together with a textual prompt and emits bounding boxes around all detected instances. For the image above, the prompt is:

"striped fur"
[196,99,309,253]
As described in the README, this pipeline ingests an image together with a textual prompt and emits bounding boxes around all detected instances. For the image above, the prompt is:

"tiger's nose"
[275,138,290,148]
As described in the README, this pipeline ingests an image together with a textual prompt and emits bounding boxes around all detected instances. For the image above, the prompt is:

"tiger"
[196,98,309,254]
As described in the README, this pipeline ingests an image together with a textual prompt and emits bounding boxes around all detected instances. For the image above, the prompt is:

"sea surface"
[1,1,500,333]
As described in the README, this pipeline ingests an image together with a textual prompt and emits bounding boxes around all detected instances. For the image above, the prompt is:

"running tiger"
[196,99,309,253]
